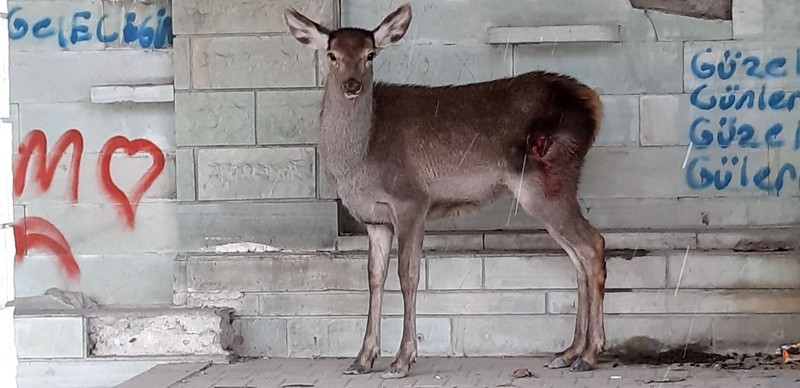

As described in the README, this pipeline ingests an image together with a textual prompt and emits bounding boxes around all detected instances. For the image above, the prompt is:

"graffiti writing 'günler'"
[685,47,800,195]
[8,6,173,50]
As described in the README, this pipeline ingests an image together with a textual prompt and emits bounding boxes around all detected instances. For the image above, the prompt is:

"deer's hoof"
[343,363,369,375]
[569,359,593,372]
[380,366,408,379]
[547,356,571,369]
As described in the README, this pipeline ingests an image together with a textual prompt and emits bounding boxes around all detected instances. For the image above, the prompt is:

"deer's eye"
[327,53,337,62]
[366,52,376,61]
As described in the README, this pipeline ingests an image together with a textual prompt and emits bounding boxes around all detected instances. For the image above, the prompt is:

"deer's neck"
[318,81,374,177]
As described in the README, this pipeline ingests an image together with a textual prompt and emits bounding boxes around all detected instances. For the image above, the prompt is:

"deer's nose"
[342,79,362,97]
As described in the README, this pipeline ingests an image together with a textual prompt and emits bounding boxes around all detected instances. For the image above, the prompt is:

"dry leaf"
[512,368,534,378]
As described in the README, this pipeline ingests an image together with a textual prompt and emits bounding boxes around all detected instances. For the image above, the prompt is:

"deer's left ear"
[373,2,412,49]
[284,7,330,50]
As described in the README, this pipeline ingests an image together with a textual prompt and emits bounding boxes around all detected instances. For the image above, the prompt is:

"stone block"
[605,315,713,352]
[18,202,178,255]
[15,253,175,305]
[17,102,175,153]
[0,20,8,120]
[453,315,574,355]
[483,232,563,251]
[487,25,620,44]
[683,41,800,92]
[595,95,639,147]
[178,201,338,251]
[336,234,483,252]
[733,0,800,40]
[485,254,667,289]
[713,314,800,353]
[87,307,234,356]
[231,317,287,357]
[175,148,195,201]
[15,316,85,358]
[646,10,732,41]
[11,51,173,103]
[342,0,632,46]
[91,84,174,104]
[173,0,334,35]
[0,229,14,306]
[8,1,105,52]
[386,257,427,292]
[322,44,512,87]
[697,228,799,250]
[286,317,451,357]
[173,37,191,90]
[14,151,177,205]
[173,260,188,306]
[548,290,800,314]
[256,90,323,145]
[317,157,337,199]
[186,292,259,316]
[175,92,255,146]
[186,254,367,293]
[192,36,316,89]
[667,252,800,289]
[427,256,482,290]
[195,147,315,200]
[514,42,683,94]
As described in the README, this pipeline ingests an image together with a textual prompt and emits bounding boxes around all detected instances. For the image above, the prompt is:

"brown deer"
[284,3,607,379]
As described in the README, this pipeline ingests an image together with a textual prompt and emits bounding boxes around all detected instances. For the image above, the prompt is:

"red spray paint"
[13,217,80,279]
[14,129,84,203]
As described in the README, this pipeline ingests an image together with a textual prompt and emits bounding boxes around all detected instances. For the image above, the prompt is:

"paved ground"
[164,357,800,388]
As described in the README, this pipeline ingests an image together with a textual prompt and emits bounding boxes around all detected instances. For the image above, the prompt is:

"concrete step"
[175,248,800,359]
[14,293,234,360]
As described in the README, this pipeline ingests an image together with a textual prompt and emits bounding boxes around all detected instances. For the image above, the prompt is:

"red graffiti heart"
[99,136,165,229]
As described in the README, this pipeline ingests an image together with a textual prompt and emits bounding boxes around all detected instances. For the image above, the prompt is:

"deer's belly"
[340,195,393,225]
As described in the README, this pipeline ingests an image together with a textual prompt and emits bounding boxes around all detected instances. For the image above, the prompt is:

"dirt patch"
[611,350,797,370]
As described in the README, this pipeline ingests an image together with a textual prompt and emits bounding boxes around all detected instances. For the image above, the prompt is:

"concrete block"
[733,0,800,40]
[336,234,483,252]
[0,307,15,388]
[713,314,800,353]
[605,315,713,353]
[173,0,334,35]
[8,1,105,52]
[14,151,177,205]
[683,41,800,92]
[486,231,697,251]
[175,148,196,201]
[18,359,163,388]
[187,254,368,293]
[514,42,683,94]
[343,0,632,46]
[231,317,287,357]
[0,20,9,120]
[186,292,259,316]
[17,102,175,153]
[578,146,769,198]
[259,290,545,316]
[697,228,799,250]
[427,256,482,290]
[173,260,188,306]
[667,252,800,289]
[196,147,315,200]
[646,10,732,41]
[548,290,800,314]
[483,232,563,251]
[15,253,175,305]
[173,37,191,90]
[619,9,657,42]
[386,257,427,292]
[453,315,574,355]
[595,95,639,147]
[192,36,316,89]
[256,90,323,145]
[0,230,14,306]
[87,307,234,356]
[326,44,512,88]
[175,92,255,146]
[15,316,85,358]
[317,158,337,199]
[485,254,667,289]
[178,201,338,251]
[19,202,178,255]
[91,84,173,104]
[487,25,620,44]
[11,51,173,103]
[286,317,451,357]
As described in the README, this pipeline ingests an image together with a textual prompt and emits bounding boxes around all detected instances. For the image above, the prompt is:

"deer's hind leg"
[507,168,606,372]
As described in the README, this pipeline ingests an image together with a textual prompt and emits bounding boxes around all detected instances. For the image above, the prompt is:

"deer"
[284,3,607,379]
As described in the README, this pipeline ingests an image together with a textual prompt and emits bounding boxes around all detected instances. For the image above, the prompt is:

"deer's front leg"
[345,223,393,375]
[382,204,426,379]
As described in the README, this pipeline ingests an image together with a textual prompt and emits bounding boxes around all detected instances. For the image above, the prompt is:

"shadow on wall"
[629,0,732,20]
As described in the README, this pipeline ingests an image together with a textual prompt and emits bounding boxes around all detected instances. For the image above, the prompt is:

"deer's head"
[284,3,412,100]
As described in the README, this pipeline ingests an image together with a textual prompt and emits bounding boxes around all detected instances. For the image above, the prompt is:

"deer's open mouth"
[344,91,360,100]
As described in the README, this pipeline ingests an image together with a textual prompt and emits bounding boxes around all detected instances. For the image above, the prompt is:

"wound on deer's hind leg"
[529,134,553,159]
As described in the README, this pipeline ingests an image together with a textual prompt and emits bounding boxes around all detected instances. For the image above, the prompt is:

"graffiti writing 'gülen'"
[7,6,173,50]
[13,130,167,278]
[685,47,800,195]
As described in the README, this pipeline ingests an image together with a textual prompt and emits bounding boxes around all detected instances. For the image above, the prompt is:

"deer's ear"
[372,2,412,49]
[284,8,330,50]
